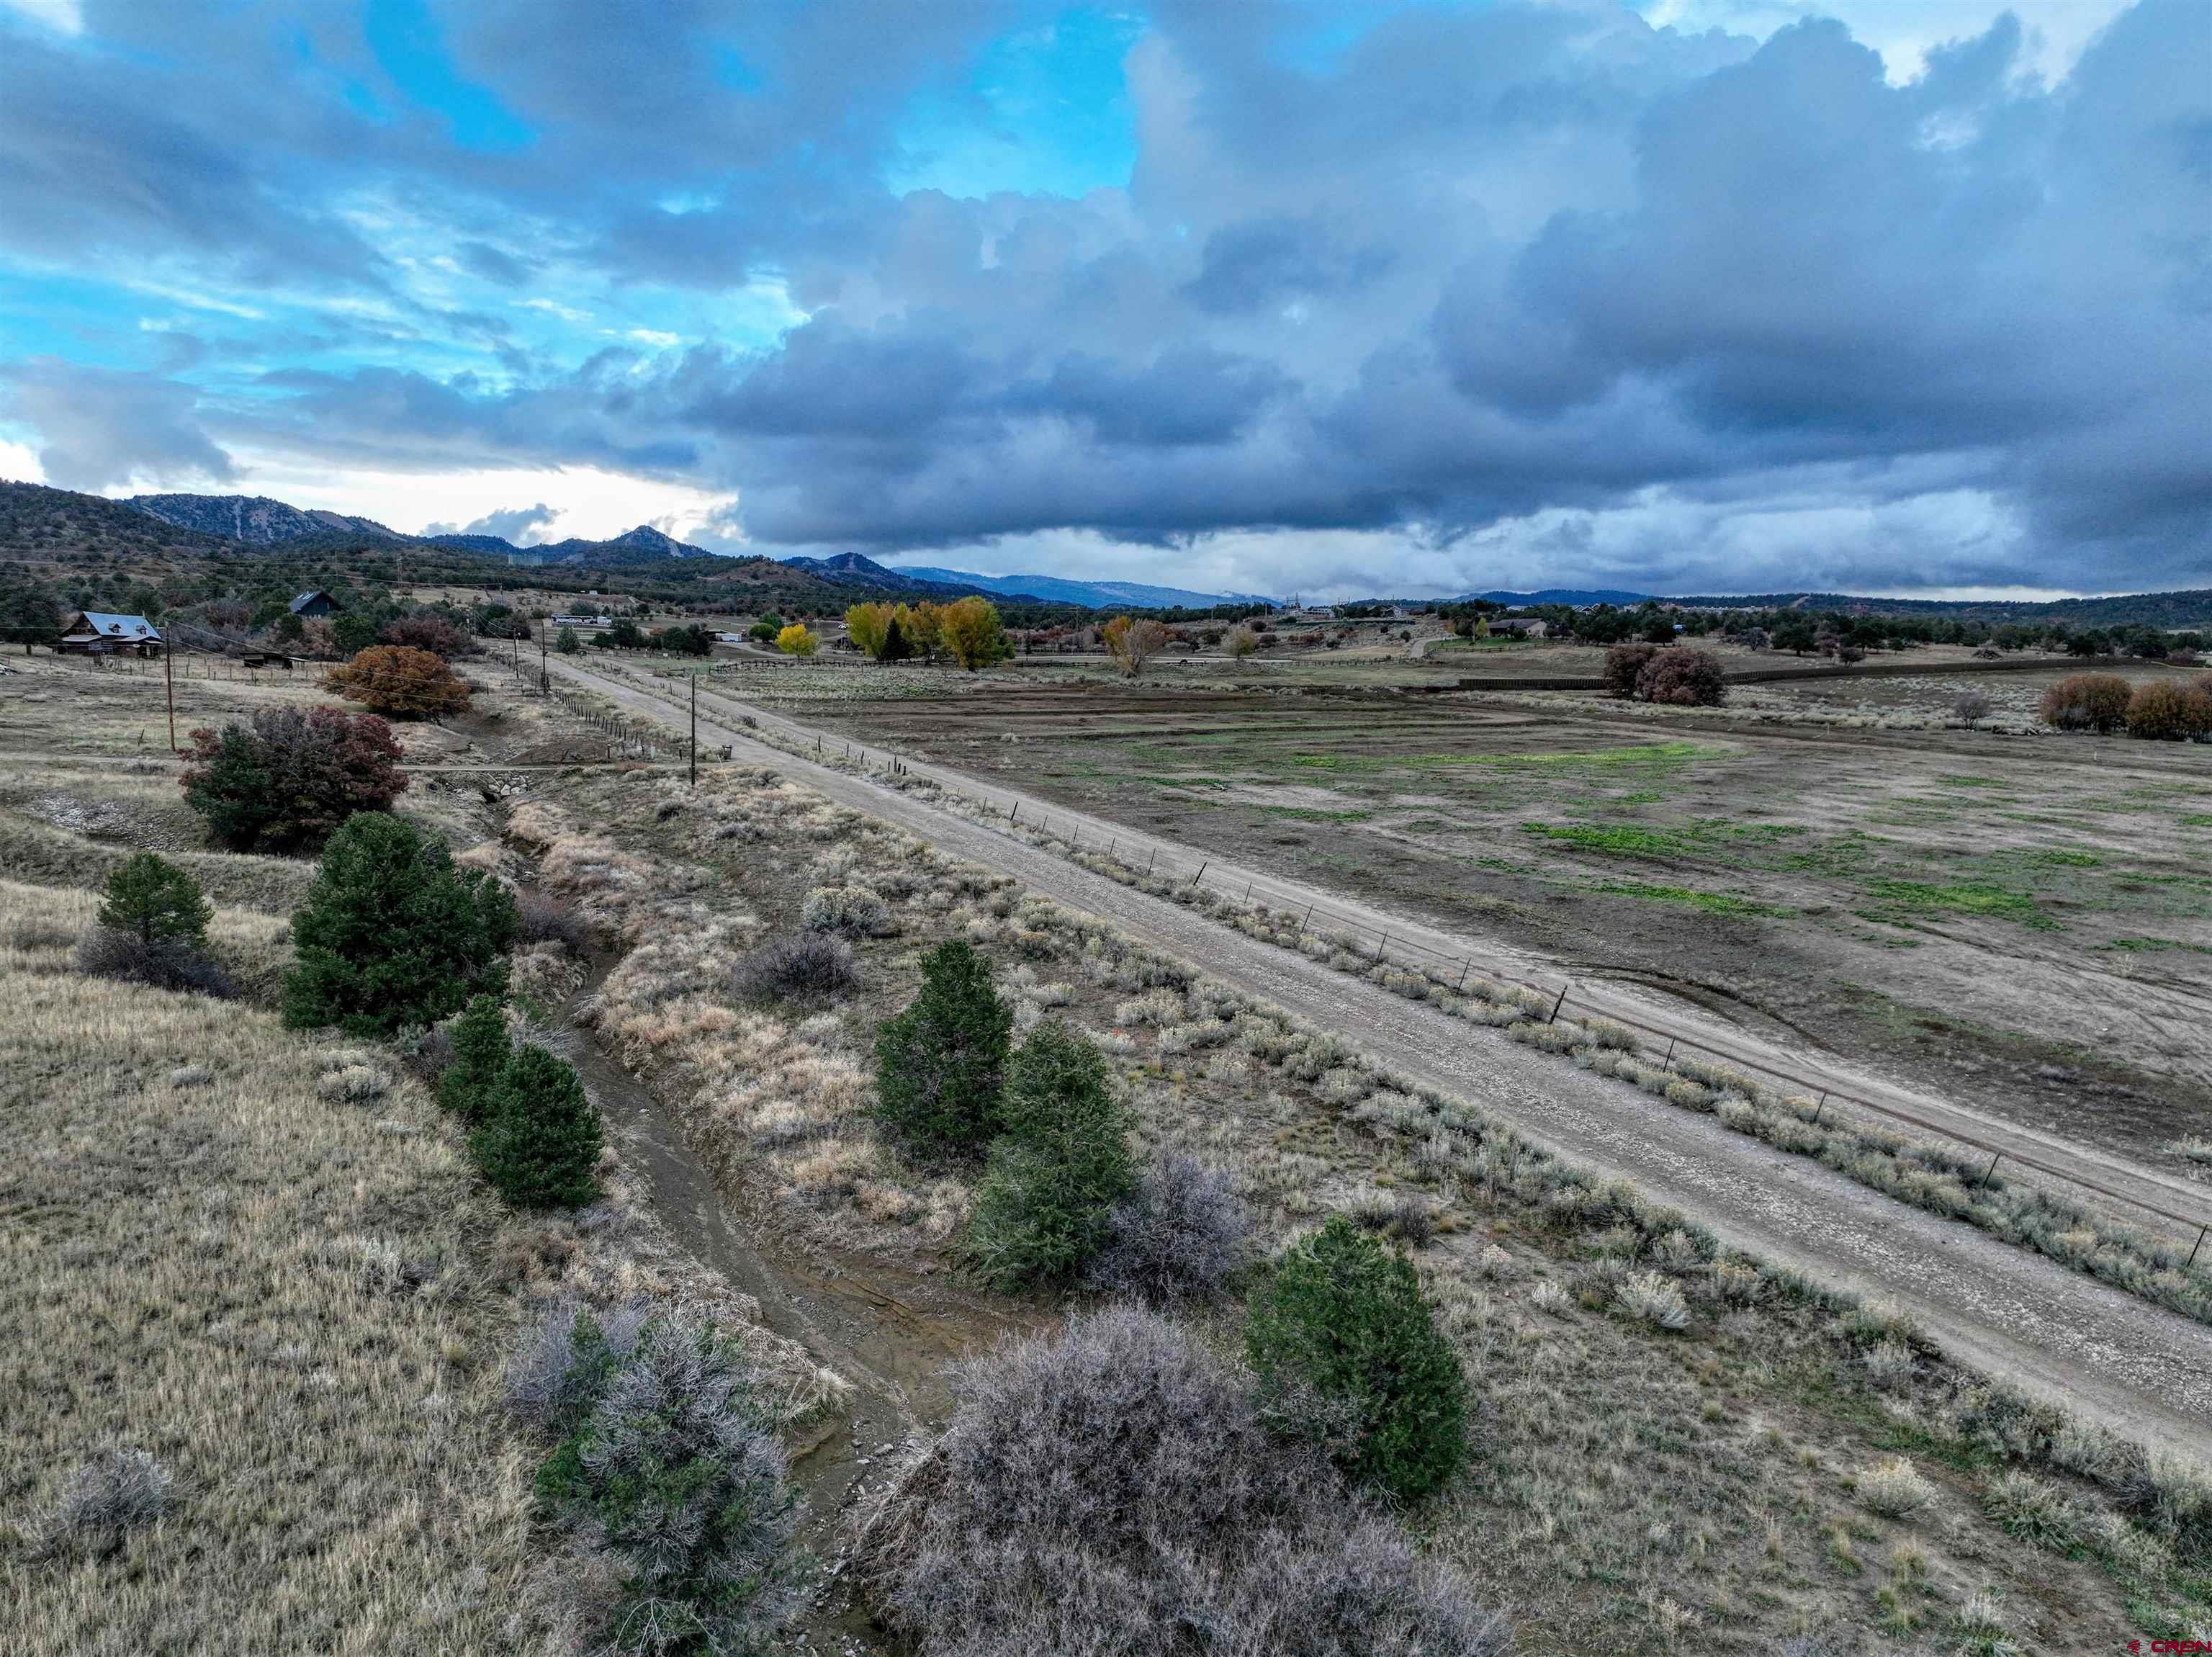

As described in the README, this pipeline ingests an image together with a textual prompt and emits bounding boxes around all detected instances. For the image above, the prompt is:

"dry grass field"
[0,661,844,1655]
[0,878,537,1654]
[768,665,2212,1168]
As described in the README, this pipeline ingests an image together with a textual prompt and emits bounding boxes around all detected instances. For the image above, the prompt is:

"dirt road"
[546,655,2212,1450]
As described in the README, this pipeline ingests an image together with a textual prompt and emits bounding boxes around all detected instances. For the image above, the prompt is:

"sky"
[0,0,2204,602]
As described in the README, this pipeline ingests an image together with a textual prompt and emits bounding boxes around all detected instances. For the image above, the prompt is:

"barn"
[58,612,163,657]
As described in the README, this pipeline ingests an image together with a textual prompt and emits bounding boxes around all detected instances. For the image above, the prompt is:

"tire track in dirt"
[547,656,2212,1451]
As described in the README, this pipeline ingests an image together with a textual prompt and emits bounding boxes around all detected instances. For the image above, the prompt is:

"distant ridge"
[892,564,1266,611]
[125,493,724,567]
[133,493,403,545]
[1467,588,1651,607]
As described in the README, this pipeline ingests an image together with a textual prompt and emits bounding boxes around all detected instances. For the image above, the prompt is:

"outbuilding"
[289,590,344,618]
[58,612,163,657]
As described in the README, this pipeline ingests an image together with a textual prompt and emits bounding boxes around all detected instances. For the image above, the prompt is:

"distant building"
[288,590,343,618]
[58,612,163,657]
[552,614,614,629]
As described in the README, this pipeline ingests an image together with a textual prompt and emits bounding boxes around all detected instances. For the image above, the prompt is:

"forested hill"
[1668,589,2212,628]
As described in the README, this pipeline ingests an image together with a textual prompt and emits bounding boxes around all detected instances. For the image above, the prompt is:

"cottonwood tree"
[845,601,894,658]
[1103,615,1169,676]
[938,596,1010,671]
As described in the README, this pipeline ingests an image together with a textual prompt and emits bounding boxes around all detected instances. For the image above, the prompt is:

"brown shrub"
[1603,643,1659,699]
[1635,647,1727,706]
[377,615,480,660]
[323,646,470,719]
[2040,673,2133,732]
[2123,680,2212,742]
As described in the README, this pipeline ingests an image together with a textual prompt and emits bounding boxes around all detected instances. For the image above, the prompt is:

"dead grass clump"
[1857,1456,1937,1518]
[801,884,894,937]
[33,1447,176,1559]
[1982,1471,2081,1550]
[861,1305,1510,1657]
[1615,1270,1691,1332]
[513,889,590,951]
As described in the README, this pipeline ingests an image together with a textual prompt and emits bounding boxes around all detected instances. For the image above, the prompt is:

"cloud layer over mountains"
[0,0,2204,596]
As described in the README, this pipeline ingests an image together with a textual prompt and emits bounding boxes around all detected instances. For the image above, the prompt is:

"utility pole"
[539,619,548,691]
[163,640,176,753]
[688,670,698,786]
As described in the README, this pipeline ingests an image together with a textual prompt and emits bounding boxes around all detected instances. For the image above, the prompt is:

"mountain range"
[1468,588,1653,606]
[122,493,1258,606]
[888,563,1270,611]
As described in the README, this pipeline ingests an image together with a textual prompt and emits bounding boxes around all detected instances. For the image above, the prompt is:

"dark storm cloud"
[0,0,2203,590]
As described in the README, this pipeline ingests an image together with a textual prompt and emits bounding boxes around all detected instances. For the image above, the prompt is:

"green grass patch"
[1522,822,1691,858]
[1936,775,2011,790]
[2025,848,2103,867]
[1586,880,1790,918]
[2100,936,2212,956]
[1259,805,1373,824]
[1866,879,2054,928]
[2182,814,2212,828]
[1289,741,1715,776]
[1524,819,1809,863]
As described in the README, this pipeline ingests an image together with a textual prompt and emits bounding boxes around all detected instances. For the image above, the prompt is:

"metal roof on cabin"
[289,590,332,612]
[70,612,160,638]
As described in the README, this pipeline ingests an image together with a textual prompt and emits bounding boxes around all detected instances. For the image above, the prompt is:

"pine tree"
[471,1043,601,1208]
[438,994,511,1122]
[98,852,212,946]
[963,1020,1133,1289]
[282,813,518,1034]
[1245,1213,1468,1503]
[873,940,1012,1162]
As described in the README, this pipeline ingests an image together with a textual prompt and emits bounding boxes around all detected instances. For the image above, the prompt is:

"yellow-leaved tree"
[896,601,943,663]
[776,623,819,657]
[938,596,1010,672]
[845,602,894,658]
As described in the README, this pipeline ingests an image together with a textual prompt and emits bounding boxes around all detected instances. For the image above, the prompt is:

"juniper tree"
[873,940,1012,1162]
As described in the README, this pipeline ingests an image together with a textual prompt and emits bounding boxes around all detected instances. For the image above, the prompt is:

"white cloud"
[212,452,740,549]
[1636,0,2134,81]
[0,436,47,483]
[521,298,593,323]
[0,0,82,35]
